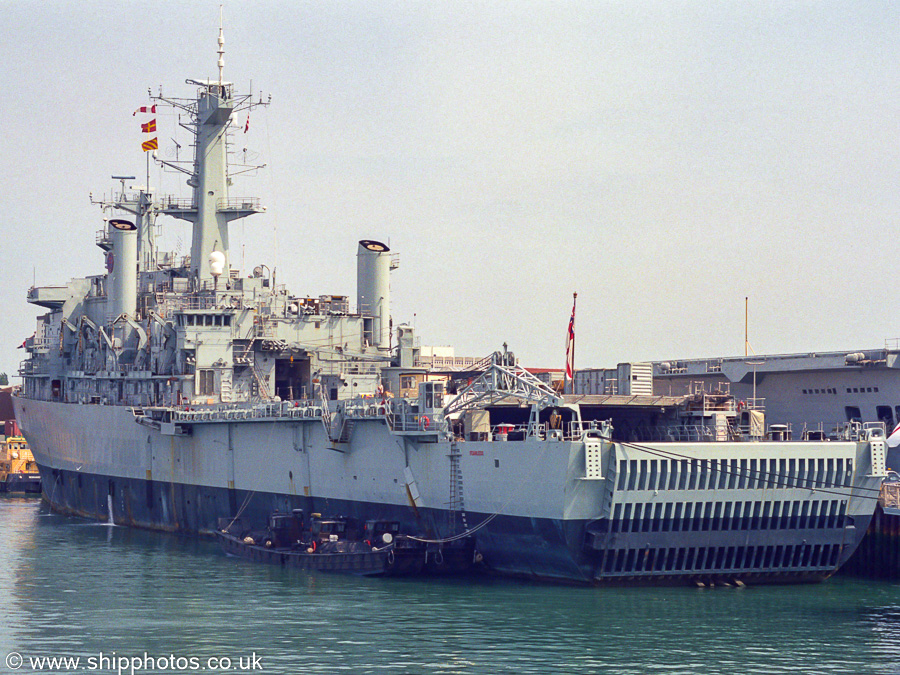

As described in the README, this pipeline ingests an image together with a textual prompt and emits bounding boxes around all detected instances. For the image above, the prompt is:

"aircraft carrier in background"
[646,348,900,467]
[12,28,888,585]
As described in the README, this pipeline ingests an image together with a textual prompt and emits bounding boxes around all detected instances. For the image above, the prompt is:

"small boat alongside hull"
[216,511,459,577]
[216,529,397,576]
[216,511,480,578]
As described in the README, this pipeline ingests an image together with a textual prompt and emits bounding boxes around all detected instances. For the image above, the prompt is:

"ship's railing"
[18,359,48,376]
[159,196,196,210]
[163,397,407,424]
[217,197,261,212]
[418,356,483,371]
[30,329,53,350]
[487,422,539,440]
[253,315,276,337]
[388,412,435,433]
[318,387,333,429]
[757,420,889,442]
[608,424,722,443]
[338,396,388,416]
[831,420,885,442]
[762,423,793,441]
[377,398,446,433]
[221,293,248,310]
[688,398,737,415]
[95,364,146,374]
[155,252,190,270]
[314,361,382,376]
[156,197,263,214]
[446,420,739,443]
[564,421,755,443]
[744,397,765,411]
[168,399,329,423]
[158,294,220,312]
[343,362,381,375]
[384,398,418,432]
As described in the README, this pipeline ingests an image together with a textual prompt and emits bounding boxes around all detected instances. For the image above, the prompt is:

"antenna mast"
[745,296,748,356]
[217,6,225,85]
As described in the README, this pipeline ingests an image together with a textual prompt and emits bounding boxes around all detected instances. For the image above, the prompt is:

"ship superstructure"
[648,350,900,456]
[12,31,889,585]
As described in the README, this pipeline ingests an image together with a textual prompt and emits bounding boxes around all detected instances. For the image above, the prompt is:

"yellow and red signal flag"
[141,137,159,152]
[141,119,157,133]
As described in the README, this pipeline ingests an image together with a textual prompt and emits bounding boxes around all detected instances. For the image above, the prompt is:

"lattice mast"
[152,12,269,287]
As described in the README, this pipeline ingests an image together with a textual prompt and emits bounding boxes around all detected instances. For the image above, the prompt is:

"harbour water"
[2,496,900,675]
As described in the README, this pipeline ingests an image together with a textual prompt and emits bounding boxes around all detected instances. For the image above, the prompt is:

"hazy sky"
[1,1,899,378]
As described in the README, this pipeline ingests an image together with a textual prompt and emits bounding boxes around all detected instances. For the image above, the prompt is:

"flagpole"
[563,301,568,395]
[564,291,577,395]
[571,292,577,394]
[744,296,748,357]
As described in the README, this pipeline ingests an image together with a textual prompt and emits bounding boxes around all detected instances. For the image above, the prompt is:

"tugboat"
[0,436,41,494]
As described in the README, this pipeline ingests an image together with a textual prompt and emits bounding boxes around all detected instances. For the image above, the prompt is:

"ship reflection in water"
[2,499,900,675]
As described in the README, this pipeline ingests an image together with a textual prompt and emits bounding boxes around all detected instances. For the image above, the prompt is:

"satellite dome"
[209,250,226,276]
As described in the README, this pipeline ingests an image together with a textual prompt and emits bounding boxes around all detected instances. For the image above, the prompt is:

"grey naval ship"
[644,349,900,468]
[13,34,888,585]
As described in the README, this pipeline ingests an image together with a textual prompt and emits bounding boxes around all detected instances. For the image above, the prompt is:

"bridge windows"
[178,314,232,327]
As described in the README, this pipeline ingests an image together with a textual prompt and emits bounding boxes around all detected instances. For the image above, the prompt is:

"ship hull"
[36,462,867,586]
[14,396,882,585]
[15,396,595,583]
[36,463,593,581]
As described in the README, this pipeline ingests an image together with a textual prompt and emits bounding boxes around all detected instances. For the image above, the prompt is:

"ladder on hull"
[448,441,468,534]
